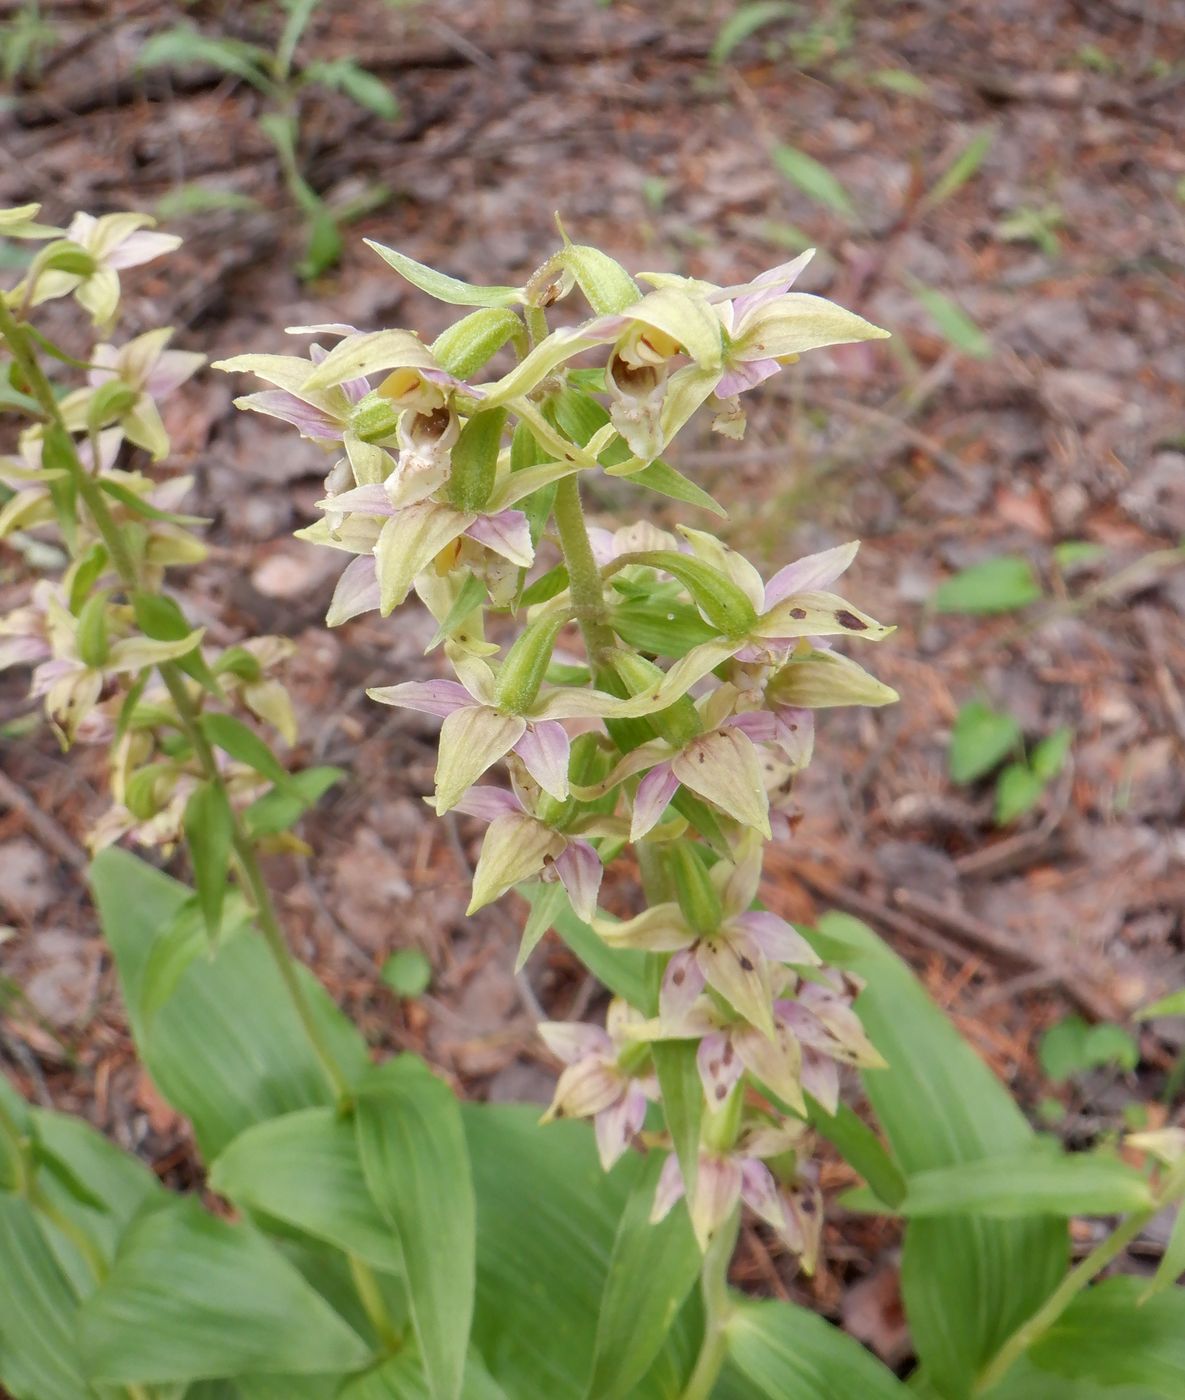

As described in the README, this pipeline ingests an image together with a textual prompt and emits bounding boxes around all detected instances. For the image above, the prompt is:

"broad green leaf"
[609,597,719,658]
[183,780,234,939]
[923,129,994,212]
[809,912,1066,1399]
[339,1349,506,1399]
[995,762,1045,824]
[356,1058,476,1400]
[898,1151,1152,1218]
[1145,1205,1185,1299]
[547,897,652,1008]
[365,240,522,307]
[933,556,1042,614]
[772,144,856,218]
[0,1195,91,1400]
[92,848,369,1158]
[79,1197,372,1384]
[1021,1276,1185,1397]
[949,701,1021,783]
[711,1,796,63]
[210,1106,402,1273]
[585,1151,701,1400]
[462,1106,699,1398]
[723,1297,907,1397]
[910,281,991,359]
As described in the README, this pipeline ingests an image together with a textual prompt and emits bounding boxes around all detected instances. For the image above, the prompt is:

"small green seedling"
[933,556,1043,614]
[1039,1016,1140,1083]
[949,702,1072,826]
[381,947,432,999]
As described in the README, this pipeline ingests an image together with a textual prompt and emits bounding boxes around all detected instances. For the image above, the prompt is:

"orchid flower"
[29,212,181,326]
[595,839,819,1036]
[539,999,656,1171]
[450,779,603,919]
[651,1119,822,1262]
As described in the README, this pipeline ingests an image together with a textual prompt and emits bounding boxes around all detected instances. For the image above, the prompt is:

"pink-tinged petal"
[739,1158,789,1233]
[421,365,480,396]
[145,349,204,399]
[515,720,570,802]
[650,1152,686,1224]
[29,657,78,697]
[0,636,50,669]
[630,762,680,841]
[286,322,361,337]
[594,1090,642,1171]
[715,357,781,398]
[708,251,815,310]
[239,388,343,439]
[545,1057,623,1121]
[691,1155,743,1247]
[659,947,706,1023]
[731,911,820,966]
[587,526,616,568]
[773,707,815,768]
[465,509,533,567]
[783,1182,823,1274]
[368,678,472,718]
[775,1002,835,1055]
[762,541,860,609]
[453,784,523,823]
[697,931,775,1038]
[553,839,602,923]
[538,1020,612,1065]
[697,1031,744,1108]
[326,554,380,626]
[323,483,397,516]
[724,710,780,743]
[800,1047,840,1115]
[105,229,181,269]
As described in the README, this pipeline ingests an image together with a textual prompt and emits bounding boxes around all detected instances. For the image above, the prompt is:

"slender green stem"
[159,668,352,1105]
[976,1157,1185,1394]
[680,1210,738,1400]
[349,1252,402,1353]
[553,474,616,666]
[0,298,351,1105]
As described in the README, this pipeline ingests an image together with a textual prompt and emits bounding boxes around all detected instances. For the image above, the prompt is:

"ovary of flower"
[30,212,181,326]
[594,841,820,1038]
[308,482,533,622]
[539,1001,655,1171]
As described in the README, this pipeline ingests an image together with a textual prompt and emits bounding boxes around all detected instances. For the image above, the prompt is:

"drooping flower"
[595,839,820,1036]
[450,780,603,918]
[29,212,181,326]
[539,999,656,1170]
[651,1119,822,1263]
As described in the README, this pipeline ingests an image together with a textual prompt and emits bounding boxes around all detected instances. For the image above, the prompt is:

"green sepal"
[446,406,506,512]
[98,477,208,526]
[492,610,568,715]
[133,591,222,695]
[211,645,263,682]
[432,307,524,378]
[520,563,569,607]
[630,551,756,637]
[86,380,138,433]
[199,712,297,795]
[75,591,110,668]
[123,762,174,821]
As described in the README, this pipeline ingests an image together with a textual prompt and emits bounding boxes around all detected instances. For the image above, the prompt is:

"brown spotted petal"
[542,1056,623,1124]
[671,728,771,838]
[695,930,775,1038]
[734,1021,806,1114]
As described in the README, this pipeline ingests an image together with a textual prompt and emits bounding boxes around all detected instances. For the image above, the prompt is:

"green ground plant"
[0,204,1183,1399]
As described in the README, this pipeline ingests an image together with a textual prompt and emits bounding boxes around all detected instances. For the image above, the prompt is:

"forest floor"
[2,0,1184,1358]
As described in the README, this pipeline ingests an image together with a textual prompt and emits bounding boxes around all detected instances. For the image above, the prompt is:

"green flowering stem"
[0,296,353,1108]
[552,474,615,665]
[349,1252,403,1354]
[975,1154,1185,1394]
[158,668,354,1106]
[680,1208,739,1400]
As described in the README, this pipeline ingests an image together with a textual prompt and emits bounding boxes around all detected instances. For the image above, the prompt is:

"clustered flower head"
[0,206,304,864]
[218,230,896,1271]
